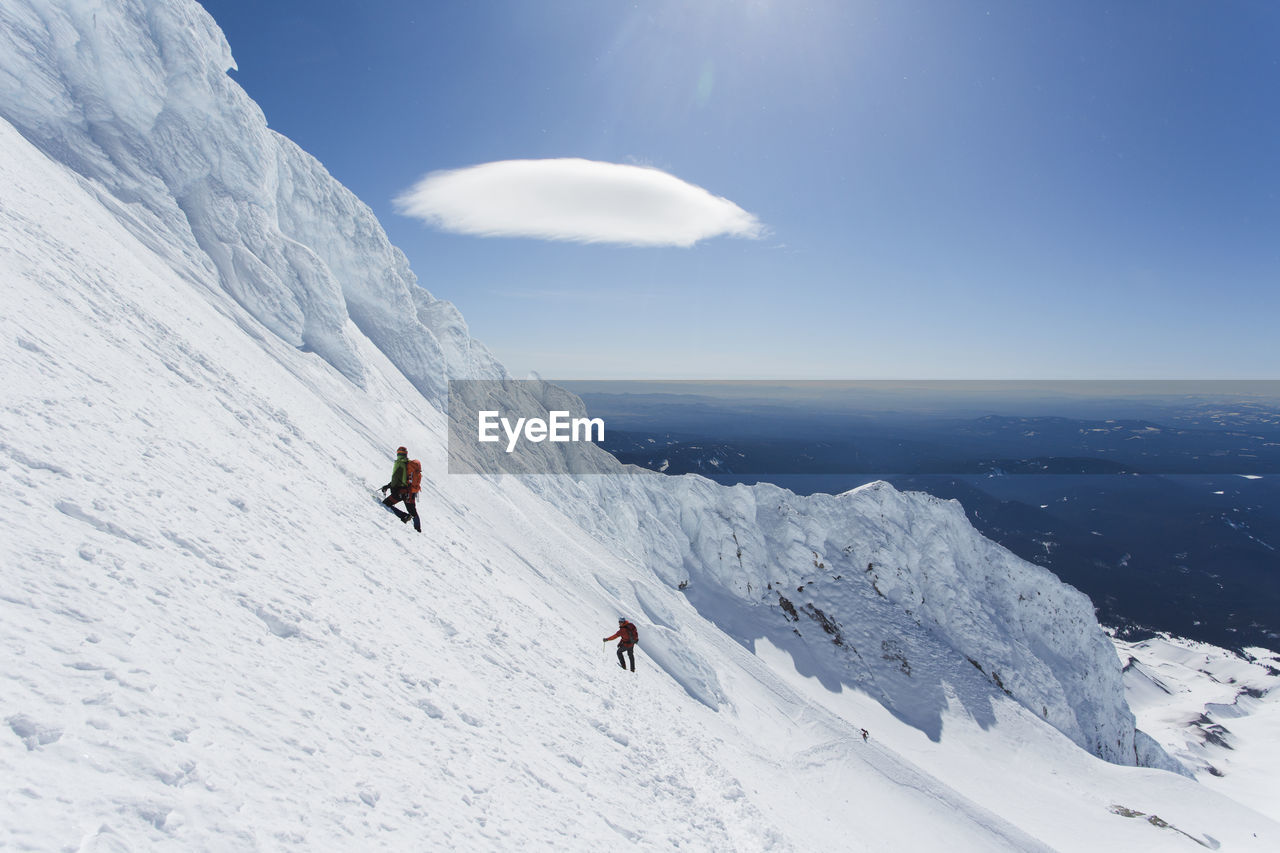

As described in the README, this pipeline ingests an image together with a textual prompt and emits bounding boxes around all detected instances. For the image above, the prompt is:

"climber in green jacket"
[380,446,421,532]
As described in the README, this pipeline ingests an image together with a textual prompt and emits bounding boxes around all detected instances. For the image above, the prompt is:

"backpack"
[621,621,638,644]
[406,459,422,494]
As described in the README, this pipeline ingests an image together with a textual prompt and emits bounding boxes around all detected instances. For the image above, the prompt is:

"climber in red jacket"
[604,617,639,672]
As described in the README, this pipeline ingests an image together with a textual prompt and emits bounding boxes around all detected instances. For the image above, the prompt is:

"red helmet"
[397,446,407,454]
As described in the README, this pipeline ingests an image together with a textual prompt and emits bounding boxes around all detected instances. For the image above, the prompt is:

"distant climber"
[604,617,639,672]
[380,446,421,532]
[861,728,869,743]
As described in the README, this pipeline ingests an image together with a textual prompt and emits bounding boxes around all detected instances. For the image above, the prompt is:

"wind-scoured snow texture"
[0,0,1165,769]
[0,0,501,402]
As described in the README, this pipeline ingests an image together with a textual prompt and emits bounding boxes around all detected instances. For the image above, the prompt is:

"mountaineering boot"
[398,511,411,523]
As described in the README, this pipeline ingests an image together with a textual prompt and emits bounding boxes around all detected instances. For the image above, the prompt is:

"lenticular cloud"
[394,158,763,247]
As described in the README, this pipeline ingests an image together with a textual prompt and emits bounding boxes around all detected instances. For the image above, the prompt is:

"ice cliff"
[0,0,502,400]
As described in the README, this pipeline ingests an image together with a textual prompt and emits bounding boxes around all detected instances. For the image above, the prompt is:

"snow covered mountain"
[2,1,1276,849]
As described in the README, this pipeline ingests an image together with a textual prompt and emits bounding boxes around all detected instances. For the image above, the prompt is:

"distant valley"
[582,387,1280,650]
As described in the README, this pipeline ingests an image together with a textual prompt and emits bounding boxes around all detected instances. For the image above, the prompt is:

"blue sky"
[198,0,1279,379]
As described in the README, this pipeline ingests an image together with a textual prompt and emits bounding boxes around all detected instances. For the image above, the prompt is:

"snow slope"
[1119,636,1280,823]
[2,0,1278,849]
[0,0,1149,768]
[0,110,1049,852]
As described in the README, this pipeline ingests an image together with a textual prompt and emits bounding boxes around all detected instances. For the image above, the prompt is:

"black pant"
[617,645,635,671]
[383,489,420,531]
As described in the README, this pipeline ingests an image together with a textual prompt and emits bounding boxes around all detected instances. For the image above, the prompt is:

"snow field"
[1119,636,1280,824]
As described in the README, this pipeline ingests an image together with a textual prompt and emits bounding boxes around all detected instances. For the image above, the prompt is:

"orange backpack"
[406,459,422,494]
